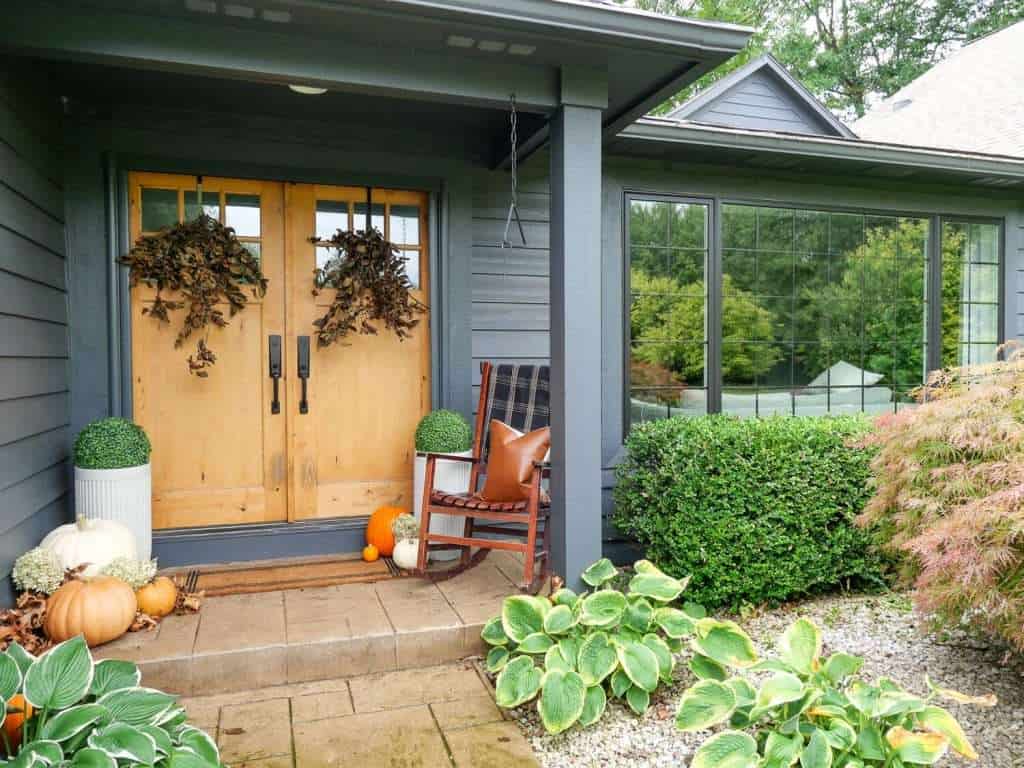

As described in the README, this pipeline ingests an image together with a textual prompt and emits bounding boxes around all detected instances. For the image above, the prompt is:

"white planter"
[392,538,419,571]
[413,450,472,562]
[75,463,152,561]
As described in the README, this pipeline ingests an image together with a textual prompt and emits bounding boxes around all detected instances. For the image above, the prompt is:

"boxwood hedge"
[613,415,884,609]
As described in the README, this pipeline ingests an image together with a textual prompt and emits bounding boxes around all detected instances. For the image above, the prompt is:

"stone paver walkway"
[180,661,539,768]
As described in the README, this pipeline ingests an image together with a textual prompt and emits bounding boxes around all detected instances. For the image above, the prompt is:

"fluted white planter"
[413,450,472,562]
[75,463,152,560]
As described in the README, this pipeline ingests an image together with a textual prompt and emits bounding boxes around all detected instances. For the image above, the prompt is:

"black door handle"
[297,335,310,414]
[268,335,282,414]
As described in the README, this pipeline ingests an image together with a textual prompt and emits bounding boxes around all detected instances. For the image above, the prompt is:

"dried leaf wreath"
[310,228,426,348]
[120,214,268,376]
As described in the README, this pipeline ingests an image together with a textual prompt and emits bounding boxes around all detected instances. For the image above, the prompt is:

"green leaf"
[0,654,21,702]
[616,641,659,693]
[917,706,976,760]
[494,655,542,709]
[821,652,863,684]
[822,718,857,752]
[23,636,94,711]
[653,607,695,639]
[725,678,757,708]
[544,645,573,674]
[167,746,217,768]
[624,597,654,633]
[177,726,220,765]
[5,643,35,679]
[610,668,631,698]
[96,688,176,727]
[675,680,736,731]
[847,682,879,717]
[632,560,661,575]
[763,732,802,768]
[885,727,949,765]
[641,634,674,681]
[87,722,157,765]
[580,558,618,587]
[40,703,111,742]
[579,685,606,727]
[691,619,758,669]
[856,724,886,761]
[551,588,578,608]
[778,619,821,675]
[577,632,618,686]
[485,646,510,673]
[757,672,806,708]
[558,637,580,669]
[542,605,577,635]
[90,660,142,698]
[876,688,925,718]
[517,633,554,655]
[683,602,707,620]
[537,670,586,735]
[68,748,116,768]
[692,731,758,768]
[501,596,545,643]
[18,741,62,766]
[481,617,509,646]
[800,729,833,768]
[579,591,627,628]
[625,685,649,715]
[690,653,728,681]
[628,572,685,603]
[140,724,172,756]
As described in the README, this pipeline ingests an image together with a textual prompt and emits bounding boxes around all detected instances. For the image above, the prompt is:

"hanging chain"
[502,93,527,249]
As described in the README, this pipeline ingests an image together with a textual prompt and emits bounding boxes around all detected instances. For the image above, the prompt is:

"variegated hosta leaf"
[690,654,728,681]
[632,560,661,575]
[551,588,579,608]
[577,632,618,686]
[544,645,573,675]
[23,636,94,711]
[485,646,510,673]
[683,601,707,620]
[847,681,880,717]
[626,685,650,715]
[579,590,627,628]
[627,571,685,603]
[501,596,545,643]
[481,616,509,646]
[580,558,618,587]
[140,724,172,756]
[177,725,221,765]
[580,685,606,727]
[0,654,21,702]
[517,633,554,655]
[691,619,759,669]
[87,722,157,765]
[675,680,736,731]
[542,604,577,635]
[917,706,977,759]
[89,659,141,698]
[762,732,801,768]
[800,729,832,768]
[856,724,886,761]
[886,726,950,765]
[537,669,586,734]
[641,634,674,681]
[616,641,660,693]
[925,677,998,708]
[624,597,654,633]
[68,748,116,768]
[756,672,805,708]
[821,652,863,684]
[494,655,543,709]
[96,687,176,727]
[558,637,580,669]
[725,678,756,708]
[876,688,925,718]
[653,607,695,639]
[777,618,821,675]
[6,643,36,679]
[40,703,111,742]
[610,668,632,699]
[822,718,857,752]
[691,731,758,768]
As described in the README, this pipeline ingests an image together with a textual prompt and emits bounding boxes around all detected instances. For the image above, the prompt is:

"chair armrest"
[532,460,551,479]
[417,452,479,463]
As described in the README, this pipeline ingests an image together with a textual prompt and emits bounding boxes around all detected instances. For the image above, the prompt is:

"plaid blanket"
[481,364,550,461]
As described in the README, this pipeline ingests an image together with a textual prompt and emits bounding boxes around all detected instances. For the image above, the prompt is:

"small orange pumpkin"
[44,577,137,647]
[366,506,405,556]
[362,544,380,562]
[3,694,31,755]
[136,576,178,618]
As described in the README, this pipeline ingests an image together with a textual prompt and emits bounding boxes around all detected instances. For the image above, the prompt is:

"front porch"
[93,552,526,697]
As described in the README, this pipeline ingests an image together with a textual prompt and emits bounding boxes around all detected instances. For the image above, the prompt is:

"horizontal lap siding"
[0,64,71,606]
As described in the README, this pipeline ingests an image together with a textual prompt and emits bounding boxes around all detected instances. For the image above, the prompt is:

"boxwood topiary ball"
[74,417,152,469]
[415,409,473,453]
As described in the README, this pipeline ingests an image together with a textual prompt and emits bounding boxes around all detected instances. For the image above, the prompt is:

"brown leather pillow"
[479,420,551,502]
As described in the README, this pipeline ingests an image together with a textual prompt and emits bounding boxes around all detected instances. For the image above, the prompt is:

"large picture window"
[626,197,1002,423]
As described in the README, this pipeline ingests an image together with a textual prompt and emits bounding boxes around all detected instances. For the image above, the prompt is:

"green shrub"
[73,418,151,469]
[613,415,883,609]
[414,409,472,453]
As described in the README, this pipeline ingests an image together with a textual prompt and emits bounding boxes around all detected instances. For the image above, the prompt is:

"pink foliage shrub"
[858,347,1024,651]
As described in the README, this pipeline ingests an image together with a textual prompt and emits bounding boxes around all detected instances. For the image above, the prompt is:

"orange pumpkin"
[3,694,31,755]
[136,576,178,618]
[362,544,380,562]
[44,577,137,647]
[366,506,405,556]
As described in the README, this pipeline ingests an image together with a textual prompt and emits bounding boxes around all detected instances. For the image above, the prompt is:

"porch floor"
[179,661,538,768]
[95,551,528,697]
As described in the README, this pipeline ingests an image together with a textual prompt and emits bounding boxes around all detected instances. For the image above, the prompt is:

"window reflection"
[225,194,260,237]
[941,221,1000,368]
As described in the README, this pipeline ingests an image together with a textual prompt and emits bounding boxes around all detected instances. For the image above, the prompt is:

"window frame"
[622,191,1005,426]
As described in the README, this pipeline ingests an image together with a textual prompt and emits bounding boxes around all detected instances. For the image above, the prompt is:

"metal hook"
[502,94,527,249]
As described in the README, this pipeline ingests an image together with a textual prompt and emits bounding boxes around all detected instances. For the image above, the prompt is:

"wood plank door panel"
[285,184,431,520]
[129,173,288,529]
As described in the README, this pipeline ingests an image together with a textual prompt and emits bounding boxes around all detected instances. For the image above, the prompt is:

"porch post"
[549,81,605,589]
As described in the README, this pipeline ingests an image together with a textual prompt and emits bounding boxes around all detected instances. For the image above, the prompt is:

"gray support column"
[549,103,604,589]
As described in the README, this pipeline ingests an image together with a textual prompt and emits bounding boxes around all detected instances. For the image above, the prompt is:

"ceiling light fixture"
[478,40,507,53]
[508,44,536,56]
[288,84,328,95]
[446,35,475,48]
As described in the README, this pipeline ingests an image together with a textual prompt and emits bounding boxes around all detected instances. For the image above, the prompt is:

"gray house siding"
[0,66,71,605]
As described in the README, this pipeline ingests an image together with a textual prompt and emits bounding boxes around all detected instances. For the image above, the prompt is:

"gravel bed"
[505,593,1024,768]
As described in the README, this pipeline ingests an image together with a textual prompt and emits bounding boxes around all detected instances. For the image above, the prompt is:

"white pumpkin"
[40,517,137,577]
[392,538,419,571]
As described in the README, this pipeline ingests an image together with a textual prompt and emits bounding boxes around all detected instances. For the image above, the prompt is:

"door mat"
[165,554,402,597]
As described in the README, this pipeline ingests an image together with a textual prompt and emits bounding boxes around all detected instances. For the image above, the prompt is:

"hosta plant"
[676,617,994,767]
[482,558,705,734]
[0,636,222,767]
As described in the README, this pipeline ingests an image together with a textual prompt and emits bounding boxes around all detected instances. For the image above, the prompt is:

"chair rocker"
[416,362,551,593]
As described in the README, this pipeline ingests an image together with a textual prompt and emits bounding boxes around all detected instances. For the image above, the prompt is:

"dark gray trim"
[926,216,943,373]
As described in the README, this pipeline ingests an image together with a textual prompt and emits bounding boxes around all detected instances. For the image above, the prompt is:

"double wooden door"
[128,173,431,529]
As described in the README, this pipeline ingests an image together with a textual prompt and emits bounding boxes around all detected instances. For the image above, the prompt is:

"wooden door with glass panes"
[284,184,431,520]
[128,173,287,529]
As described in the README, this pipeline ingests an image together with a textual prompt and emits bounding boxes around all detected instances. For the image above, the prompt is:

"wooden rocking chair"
[416,362,551,593]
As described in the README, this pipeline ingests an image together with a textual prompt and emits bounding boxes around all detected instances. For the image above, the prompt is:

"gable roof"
[667,53,855,138]
[853,21,1024,157]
